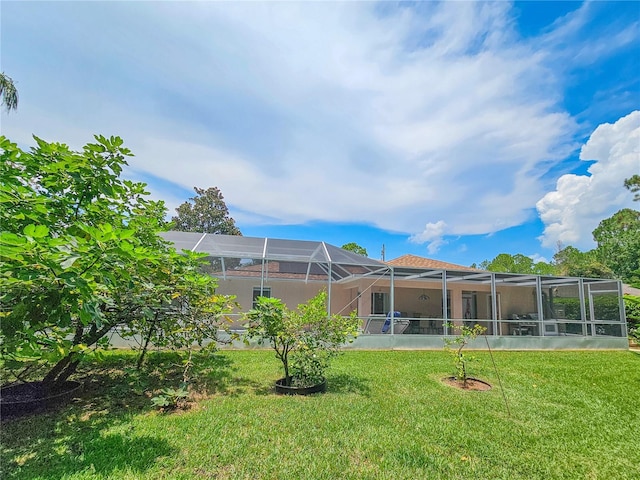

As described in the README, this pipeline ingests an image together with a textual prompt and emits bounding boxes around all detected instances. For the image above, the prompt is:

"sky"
[1,1,639,267]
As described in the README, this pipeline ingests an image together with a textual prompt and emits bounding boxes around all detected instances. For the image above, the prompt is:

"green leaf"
[23,224,35,237]
[0,232,26,247]
[32,225,49,238]
[60,255,81,270]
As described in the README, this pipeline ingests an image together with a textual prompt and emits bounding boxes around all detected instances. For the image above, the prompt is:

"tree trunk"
[136,320,156,371]
[42,353,79,388]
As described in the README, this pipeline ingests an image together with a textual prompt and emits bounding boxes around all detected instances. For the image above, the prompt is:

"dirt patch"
[442,377,492,391]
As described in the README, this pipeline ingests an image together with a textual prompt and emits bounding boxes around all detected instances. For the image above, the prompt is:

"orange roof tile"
[385,254,479,271]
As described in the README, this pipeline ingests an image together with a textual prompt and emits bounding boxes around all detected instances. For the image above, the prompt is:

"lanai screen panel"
[160,231,204,252]
[195,234,265,258]
[324,244,384,267]
[265,238,327,263]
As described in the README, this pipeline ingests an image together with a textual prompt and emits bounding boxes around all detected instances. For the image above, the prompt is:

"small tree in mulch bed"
[444,323,487,388]
[244,291,359,389]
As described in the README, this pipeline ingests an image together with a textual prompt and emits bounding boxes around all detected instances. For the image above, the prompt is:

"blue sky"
[2,1,639,266]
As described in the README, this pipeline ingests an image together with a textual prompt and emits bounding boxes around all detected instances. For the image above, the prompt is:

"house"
[161,231,628,350]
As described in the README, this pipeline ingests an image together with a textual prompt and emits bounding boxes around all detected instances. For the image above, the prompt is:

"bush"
[244,291,359,387]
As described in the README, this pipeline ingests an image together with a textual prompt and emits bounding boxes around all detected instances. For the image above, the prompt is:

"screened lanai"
[161,232,628,349]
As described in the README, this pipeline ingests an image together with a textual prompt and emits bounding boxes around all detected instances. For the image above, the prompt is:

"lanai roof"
[160,231,620,289]
[160,231,384,266]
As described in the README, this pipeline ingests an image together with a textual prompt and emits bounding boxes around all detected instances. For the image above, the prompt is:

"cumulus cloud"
[1,2,637,253]
[410,221,448,255]
[537,111,640,249]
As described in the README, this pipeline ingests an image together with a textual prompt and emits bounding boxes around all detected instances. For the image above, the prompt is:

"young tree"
[0,135,234,390]
[341,242,368,257]
[0,72,18,112]
[171,187,242,235]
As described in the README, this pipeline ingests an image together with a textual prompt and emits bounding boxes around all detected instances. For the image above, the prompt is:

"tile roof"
[385,254,479,272]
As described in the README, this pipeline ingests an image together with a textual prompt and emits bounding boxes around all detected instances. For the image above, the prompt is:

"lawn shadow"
[0,350,237,479]
[1,398,174,479]
[326,373,371,396]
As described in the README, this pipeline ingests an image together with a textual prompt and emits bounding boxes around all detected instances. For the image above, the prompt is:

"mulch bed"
[442,377,492,391]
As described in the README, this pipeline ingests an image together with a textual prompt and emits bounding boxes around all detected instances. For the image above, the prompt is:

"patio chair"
[364,316,386,334]
[381,311,411,334]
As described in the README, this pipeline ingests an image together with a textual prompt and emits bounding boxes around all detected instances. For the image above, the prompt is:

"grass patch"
[2,350,639,479]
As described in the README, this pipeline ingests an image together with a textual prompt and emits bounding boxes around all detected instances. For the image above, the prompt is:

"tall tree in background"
[341,242,368,257]
[592,208,640,281]
[624,174,640,202]
[0,72,19,112]
[172,187,242,235]
[473,253,556,275]
[553,246,613,278]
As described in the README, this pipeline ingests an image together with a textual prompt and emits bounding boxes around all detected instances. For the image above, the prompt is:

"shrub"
[244,291,359,388]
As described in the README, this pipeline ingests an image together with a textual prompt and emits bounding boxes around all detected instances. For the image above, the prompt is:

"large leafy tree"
[592,208,640,282]
[0,135,234,389]
[473,253,556,275]
[0,72,18,112]
[172,187,242,235]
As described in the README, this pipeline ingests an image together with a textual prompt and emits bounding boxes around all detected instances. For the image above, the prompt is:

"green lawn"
[2,350,639,479]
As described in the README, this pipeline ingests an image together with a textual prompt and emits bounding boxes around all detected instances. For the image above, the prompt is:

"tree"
[592,208,640,282]
[172,187,242,235]
[624,174,640,202]
[0,135,234,390]
[553,246,613,278]
[474,253,556,275]
[341,242,368,257]
[0,72,18,112]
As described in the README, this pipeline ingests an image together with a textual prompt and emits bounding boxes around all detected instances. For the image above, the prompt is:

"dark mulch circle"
[442,377,492,391]
[1,381,83,419]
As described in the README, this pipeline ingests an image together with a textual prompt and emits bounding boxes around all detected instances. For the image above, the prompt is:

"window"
[252,286,271,308]
[371,292,389,315]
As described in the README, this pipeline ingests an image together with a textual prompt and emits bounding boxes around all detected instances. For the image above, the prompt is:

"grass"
[1,349,639,479]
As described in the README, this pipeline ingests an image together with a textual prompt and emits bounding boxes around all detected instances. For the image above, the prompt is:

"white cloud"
[1,2,637,252]
[410,221,448,255]
[529,254,549,265]
[537,111,640,249]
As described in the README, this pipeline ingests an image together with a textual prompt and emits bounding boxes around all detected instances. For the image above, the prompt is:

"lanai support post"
[578,278,587,335]
[536,276,544,336]
[390,267,395,335]
[491,273,497,335]
[327,262,332,316]
[442,270,448,336]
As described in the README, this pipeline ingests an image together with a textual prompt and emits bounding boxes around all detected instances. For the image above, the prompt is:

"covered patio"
[161,232,628,349]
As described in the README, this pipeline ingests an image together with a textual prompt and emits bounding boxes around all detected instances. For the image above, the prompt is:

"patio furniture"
[364,314,410,334]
